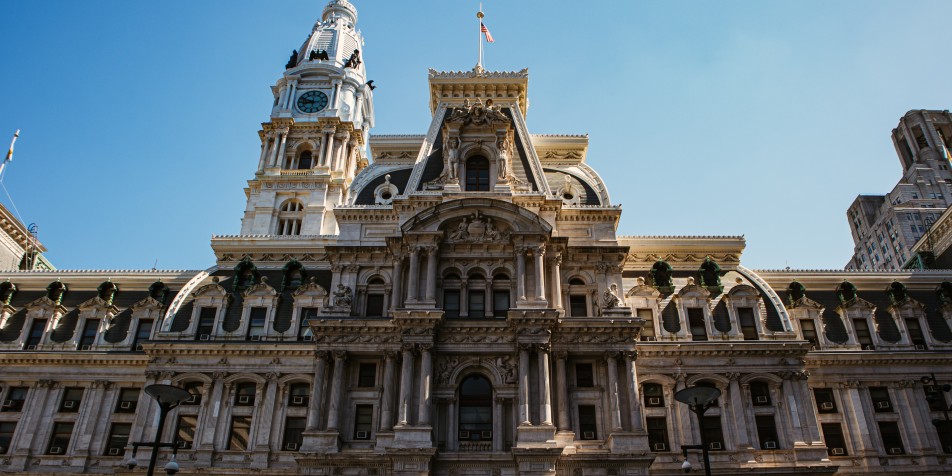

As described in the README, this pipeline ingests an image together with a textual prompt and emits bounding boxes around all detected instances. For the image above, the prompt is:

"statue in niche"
[333,284,353,307]
[603,284,621,309]
[497,136,511,183]
[285,50,298,69]
[440,137,460,183]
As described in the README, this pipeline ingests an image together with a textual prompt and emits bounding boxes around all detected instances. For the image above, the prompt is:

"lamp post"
[126,384,192,476]
[921,373,952,453]
[675,386,721,476]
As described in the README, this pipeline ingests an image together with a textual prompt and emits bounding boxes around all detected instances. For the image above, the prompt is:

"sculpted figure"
[333,284,353,307]
[497,137,510,181]
[484,217,499,241]
[450,217,469,241]
[445,137,459,181]
[603,284,620,309]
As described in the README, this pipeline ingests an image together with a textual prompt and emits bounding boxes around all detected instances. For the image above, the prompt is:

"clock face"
[297,91,328,113]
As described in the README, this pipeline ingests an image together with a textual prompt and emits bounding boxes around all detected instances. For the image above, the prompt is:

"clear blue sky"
[0,1,950,271]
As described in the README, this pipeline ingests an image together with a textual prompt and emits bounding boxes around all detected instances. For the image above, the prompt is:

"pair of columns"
[305,350,348,432]
[514,244,547,302]
[405,246,439,304]
[551,351,643,433]
[397,343,434,427]
[517,343,553,426]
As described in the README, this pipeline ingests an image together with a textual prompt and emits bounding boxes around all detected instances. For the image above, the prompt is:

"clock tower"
[229,0,373,247]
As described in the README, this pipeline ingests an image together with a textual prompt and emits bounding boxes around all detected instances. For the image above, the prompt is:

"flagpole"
[0,130,19,179]
[477,5,484,69]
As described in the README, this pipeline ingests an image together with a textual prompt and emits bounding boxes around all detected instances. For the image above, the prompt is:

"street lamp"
[125,384,192,476]
[675,386,721,476]
[921,373,952,453]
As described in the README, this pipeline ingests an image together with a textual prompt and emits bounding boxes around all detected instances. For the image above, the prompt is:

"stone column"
[892,383,925,452]
[418,344,433,426]
[518,344,531,425]
[257,134,271,172]
[493,397,505,451]
[317,132,329,167]
[727,373,752,448]
[406,247,420,303]
[198,375,225,448]
[555,351,570,431]
[10,380,56,457]
[425,246,439,303]
[486,279,495,316]
[383,287,392,316]
[276,128,290,168]
[322,128,336,168]
[549,253,563,309]
[533,244,547,302]
[380,351,397,431]
[325,351,347,431]
[623,351,644,432]
[793,378,823,445]
[332,132,350,171]
[534,345,552,426]
[605,352,623,431]
[460,279,470,317]
[674,374,693,448]
[267,130,281,167]
[391,256,404,310]
[515,246,527,301]
[253,376,279,450]
[306,352,329,431]
[447,398,458,451]
[74,381,110,455]
[398,343,415,425]
[838,382,876,454]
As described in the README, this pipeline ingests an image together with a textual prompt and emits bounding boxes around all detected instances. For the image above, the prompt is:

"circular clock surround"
[297,91,329,113]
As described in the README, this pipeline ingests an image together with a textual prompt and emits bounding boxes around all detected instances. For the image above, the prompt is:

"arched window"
[365,277,386,317]
[568,278,589,317]
[234,382,257,406]
[277,200,304,235]
[297,150,313,169]
[467,273,487,318]
[443,273,462,318]
[459,375,492,443]
[465,156,490,191]
[492,273,511,318]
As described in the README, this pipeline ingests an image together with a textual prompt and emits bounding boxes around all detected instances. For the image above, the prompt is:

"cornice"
[0,352,150,366]
[805,351,952,367]
[635,342,810,358]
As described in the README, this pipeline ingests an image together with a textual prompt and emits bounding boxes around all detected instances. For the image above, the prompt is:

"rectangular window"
[755,415,780,449]
[228,416,252,450]
[59,387,84,413]
[354,405,373,440]
[643,383,665,407]
[737,307,759,340]
[813,388,837,413]
[749,382,772,406]
[869,387,893,412]
[703,416,725,451]
[196,307,216,340]
[0,422,16,454]
[104,423,131,456]
[569,295,587,317]
[688,308,708,341]
[821,422,848,456]
[365,294,384,317]
[299,307,318,340]
[131,319,153,351]
[493,290,510,317]
[443,291,461,319]
[47,422,74,455]
[25,319,46,349]
[637,309,655,340]
[646,417,669,452]
[468,291,486,318]
[78,319,99,350]
[575,363,594,388]
[358,363,377,388]
[176,415,197,449]
[800,319,819,348]
[906,318,927,349]
[936,420,952,454]
[1,387,28,412]
[115,388,139,413]
[878,421,905,455]
[578,405,597,440]
[853,319,873,348]
[282,417,306,451]
[247,307,267,340]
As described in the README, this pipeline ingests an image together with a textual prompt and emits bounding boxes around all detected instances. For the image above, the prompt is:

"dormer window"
[465,156,490,191]
[277,200,304,235]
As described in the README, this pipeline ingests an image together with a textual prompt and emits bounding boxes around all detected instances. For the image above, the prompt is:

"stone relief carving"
[332,284,353,307]
[603,284,621,309]
[446,98,510,126]
[446,211,510,244]
[435,354,517,385]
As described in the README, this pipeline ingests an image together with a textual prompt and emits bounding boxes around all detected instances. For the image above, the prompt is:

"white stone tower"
[236,0,374,239]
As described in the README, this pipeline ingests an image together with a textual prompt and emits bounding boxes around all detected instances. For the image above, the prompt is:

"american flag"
[481,22,495,43]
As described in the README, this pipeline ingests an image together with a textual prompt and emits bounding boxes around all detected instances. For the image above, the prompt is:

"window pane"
[444,291,460,318]
[196,307,216,339]
[283,417,305,450]
[800,319,818,348]
[570,295,587,317]
[688,308,707,341]
[0,422,17,454]
[702,416,724,450]
[228,416,252,450]
[749,382,771,406]
[643,383,664,407]
[105,423,131,455]
[25,319,46,349]
[755,415,779,449]
[2,387,27,412]
[737,307,758,340]
[78,319,99,349]
[468,291,485,318]
[854,319,873,348]
[575,364,594,388]
[132,319,153,351]
[247,307,267,339]
[358,363,377,387]
[578,405,597,439]
[366,294,384,317]
[47,422,74,455]
[814,388,837,413]
[821,423,848,456]
[115,388,139,413]
[59,388,84,413]
[354,405,373,439]
[176,415,197,449]
[646,417,668,451]
[637,309,655,339]
[869,387,892,412]
[493,291,509,317]
[878,421,905,455]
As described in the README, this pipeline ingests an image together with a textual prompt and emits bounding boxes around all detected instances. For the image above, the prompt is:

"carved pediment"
[445,100,510,127]
[242,281,277,297]
[77,296,119,313]
[788,296,824,311]
[677,284,711,298]
[130,296,166,311]
[625,284,661,299]
[444,211,511,244]
[193,282,227,298]
[26,295,67,314]
[838,297,876,312]
[293,282,328,297]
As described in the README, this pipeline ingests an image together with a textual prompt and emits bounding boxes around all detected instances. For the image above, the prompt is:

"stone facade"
[0,2,951,475]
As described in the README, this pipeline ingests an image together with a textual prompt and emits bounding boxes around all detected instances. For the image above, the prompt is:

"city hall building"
[1,1,952,475]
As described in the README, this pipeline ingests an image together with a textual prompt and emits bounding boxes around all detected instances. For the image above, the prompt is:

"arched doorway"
[458,374,493,445]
